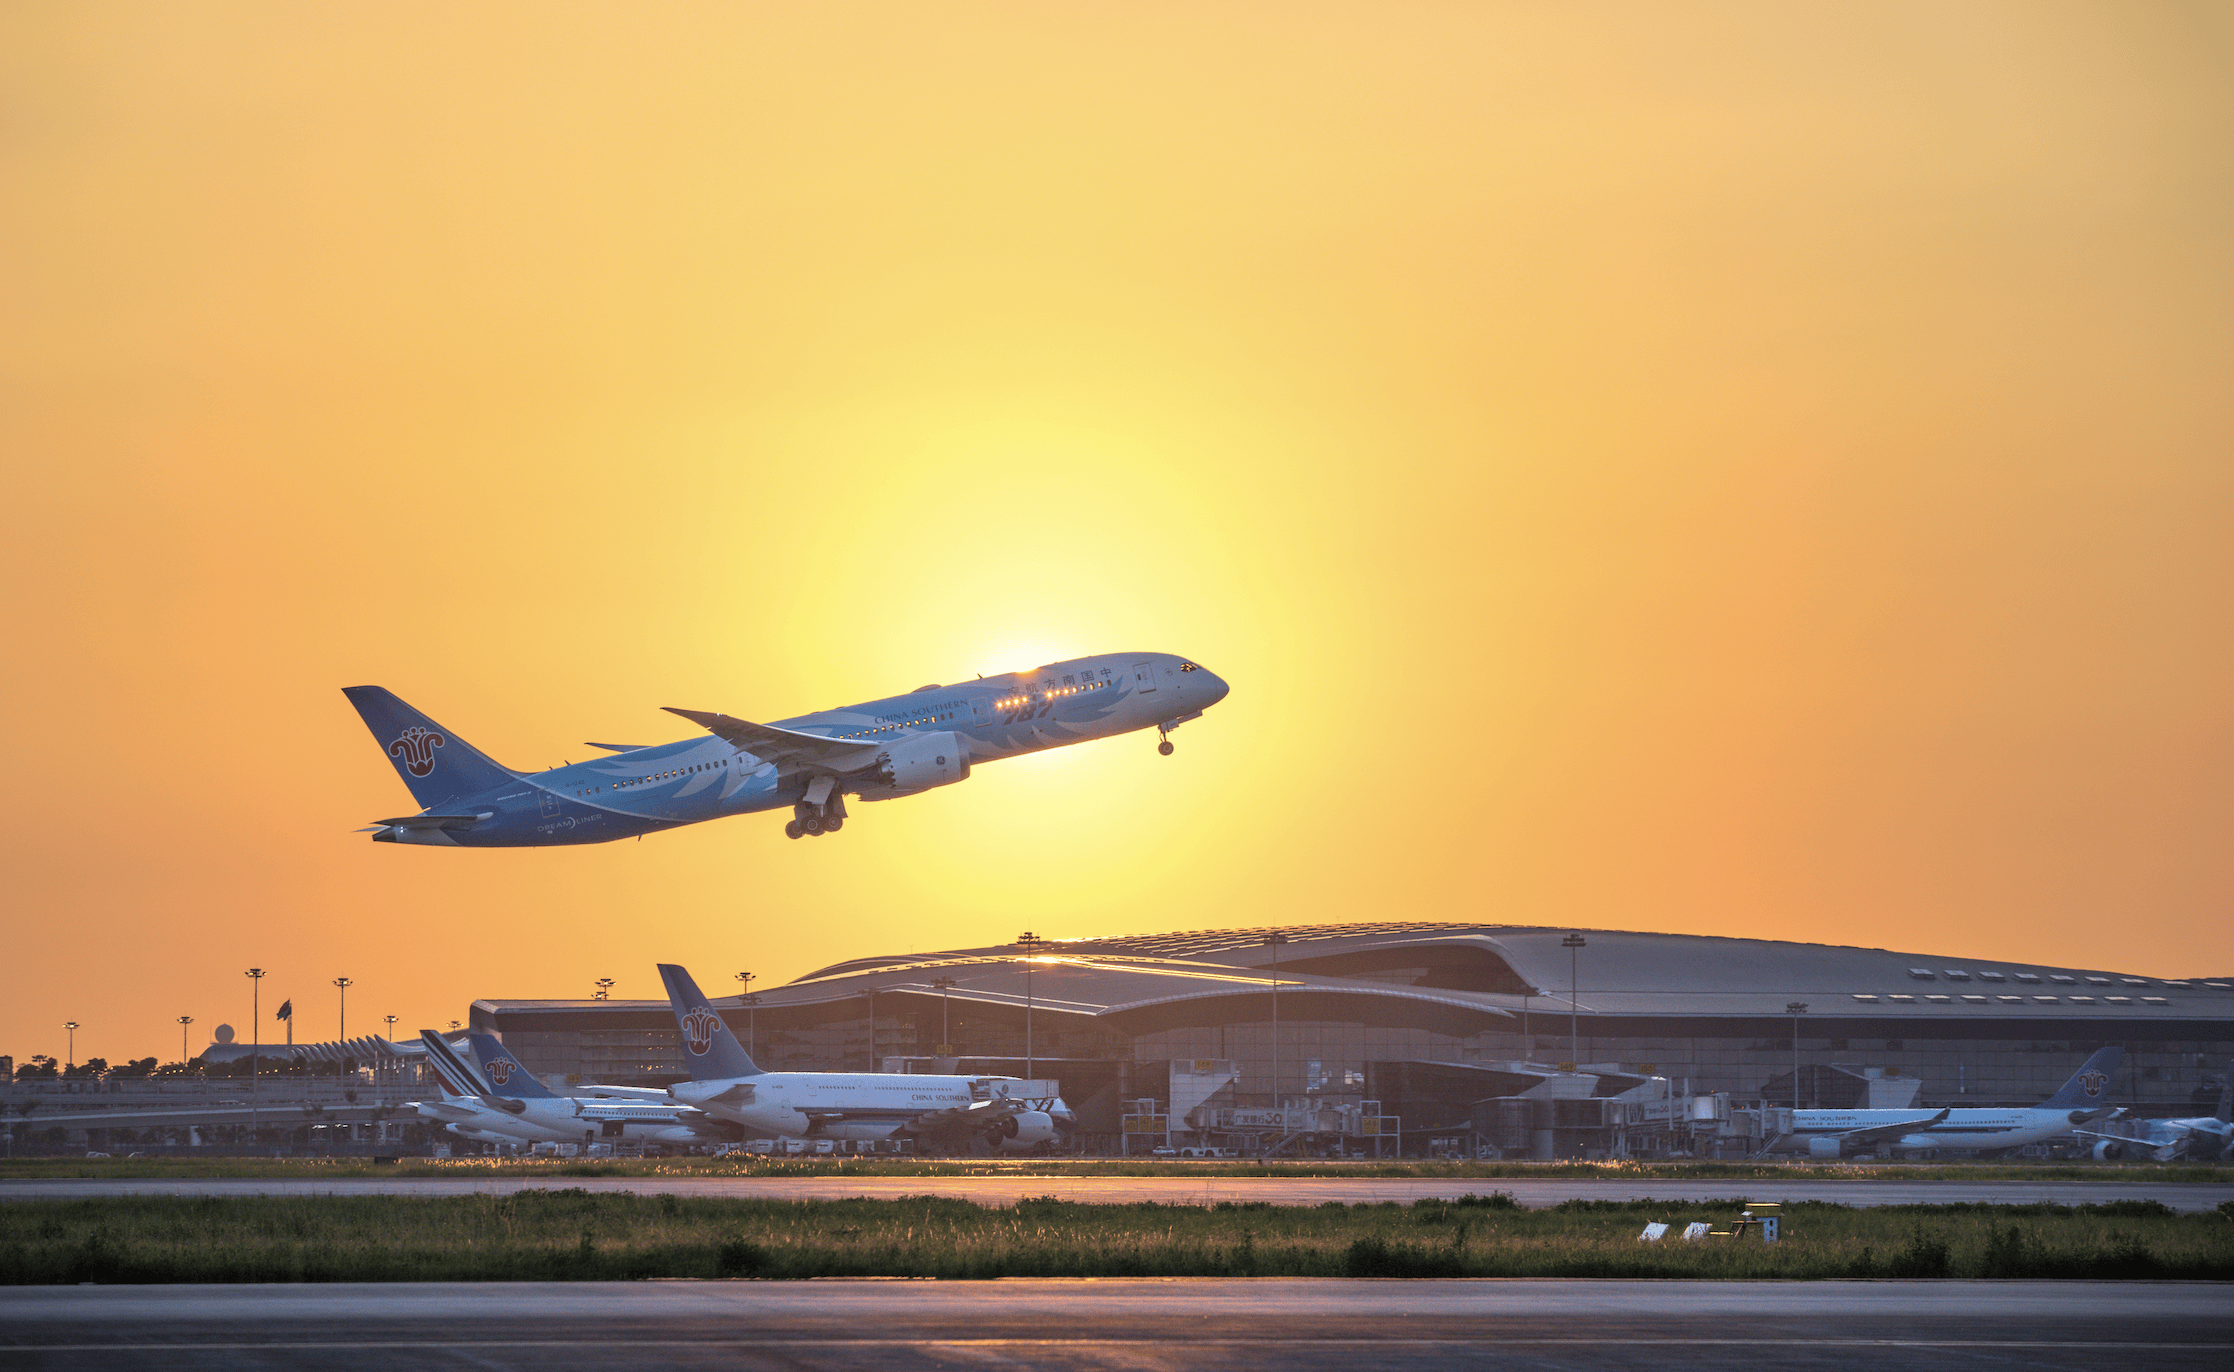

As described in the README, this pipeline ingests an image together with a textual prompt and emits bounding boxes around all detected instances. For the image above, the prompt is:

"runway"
[5,1173,2230,1211]
[2,1279,2225,1370]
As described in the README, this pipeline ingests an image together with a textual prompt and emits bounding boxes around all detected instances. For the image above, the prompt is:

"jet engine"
[991,1110,1058,1152]
[1806,1136,1847,1159]
[868,732,971,796]
[2091,1139,2125,1161]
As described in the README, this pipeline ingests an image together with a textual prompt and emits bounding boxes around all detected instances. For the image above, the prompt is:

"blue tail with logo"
[658,963,764,1080]
[466,1033,561,1099]
[343,686,518,810]
[2041,1046,2123,1109]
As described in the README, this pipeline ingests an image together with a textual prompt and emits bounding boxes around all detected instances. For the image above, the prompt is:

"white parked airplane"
[2076,1062,2232,1161]
[1777,1047,2122,1158]
[412,1031,734,1149]
[658,963,1070,1152]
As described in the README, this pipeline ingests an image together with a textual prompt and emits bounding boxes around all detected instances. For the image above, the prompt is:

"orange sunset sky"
[4,4,2231,1066]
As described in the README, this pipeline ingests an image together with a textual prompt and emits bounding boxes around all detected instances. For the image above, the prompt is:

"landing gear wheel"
[823,817,843,833]
[784,820,803,840]
[1158,739,1175,756]
[802,814,826,836]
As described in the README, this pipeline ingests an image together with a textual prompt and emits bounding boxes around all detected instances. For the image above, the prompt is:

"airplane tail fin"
[343,686,518,810]
[418,1029,492,1098]
[657,963,763,1080]
[2041,1046,2123,1109]
[465,1033,561,1099]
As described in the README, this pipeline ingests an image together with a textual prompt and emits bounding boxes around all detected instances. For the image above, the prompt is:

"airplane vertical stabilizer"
[658,963,765,1080]
[466,1033,562,1099]
[344,686,519,810]
[2040,1046,2123,1110]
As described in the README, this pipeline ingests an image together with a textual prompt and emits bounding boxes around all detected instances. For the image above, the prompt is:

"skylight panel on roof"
[1907,968,1936,980]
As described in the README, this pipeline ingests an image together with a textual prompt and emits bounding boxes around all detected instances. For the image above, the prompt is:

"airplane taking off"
[346,652,1229,845]
[657,964,1071,1152]
[1775,1047,2122,1158]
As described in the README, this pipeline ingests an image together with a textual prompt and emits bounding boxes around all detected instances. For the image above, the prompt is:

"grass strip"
[4,1192,2230,1283]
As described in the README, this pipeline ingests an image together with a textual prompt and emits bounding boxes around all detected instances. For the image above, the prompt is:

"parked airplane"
[657,963,1071,1152]
[2076,1062,2232,1161]
[346,652,1230,846]
[411,1031,734,1149]
[1776,1047,2123,1158]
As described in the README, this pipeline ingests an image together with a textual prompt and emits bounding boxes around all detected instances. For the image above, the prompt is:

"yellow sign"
[1122,1116,1167,1134]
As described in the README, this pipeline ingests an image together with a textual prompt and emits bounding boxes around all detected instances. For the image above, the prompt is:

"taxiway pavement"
[2,1278,2225,1370]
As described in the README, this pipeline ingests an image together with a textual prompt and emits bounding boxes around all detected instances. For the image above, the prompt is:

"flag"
[275,1000,292,1021]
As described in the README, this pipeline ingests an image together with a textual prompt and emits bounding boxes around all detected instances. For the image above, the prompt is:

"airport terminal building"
[474,924,2234,1155]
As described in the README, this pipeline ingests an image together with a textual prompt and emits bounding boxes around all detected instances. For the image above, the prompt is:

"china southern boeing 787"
[346,652,1229,845]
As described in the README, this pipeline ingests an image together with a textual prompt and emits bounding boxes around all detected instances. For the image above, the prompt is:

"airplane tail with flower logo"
[658,963,764,1080]
[343,686,519,810]
[2042,1046,2124,1111]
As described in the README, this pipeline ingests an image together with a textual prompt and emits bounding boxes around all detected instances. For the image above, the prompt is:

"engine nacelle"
[994,1110,1058,1152]
[869,731,970,796]
[1806,1136,1847,1159]
[2092,1140,2125,1161]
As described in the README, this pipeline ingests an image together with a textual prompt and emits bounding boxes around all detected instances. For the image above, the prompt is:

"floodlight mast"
[734,973,757,1060]
[930,977,958,1055]
[1561,934,1587,1066]
[1016,933,1046,1078]
[245,968,266,1136]
[1264,931,1290,1144]
[1787,1002,1809,1110]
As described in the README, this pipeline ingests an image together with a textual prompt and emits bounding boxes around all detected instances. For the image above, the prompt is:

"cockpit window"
[1180,662,1200,672]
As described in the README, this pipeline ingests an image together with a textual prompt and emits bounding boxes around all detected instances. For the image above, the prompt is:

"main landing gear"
[785,776,848,839]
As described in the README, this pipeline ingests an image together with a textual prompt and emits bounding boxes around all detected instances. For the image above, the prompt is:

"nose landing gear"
[1157,738,1175,756]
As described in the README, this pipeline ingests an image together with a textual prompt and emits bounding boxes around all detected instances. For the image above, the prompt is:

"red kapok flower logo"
[2079,1070,2108,1098]
[388,727,447,778]
[487,1060,512,1086]
[682,1009,722,1056]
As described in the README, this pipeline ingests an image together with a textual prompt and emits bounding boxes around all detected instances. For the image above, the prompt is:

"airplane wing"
[585,742,649,753]
[893,1096,1031,1147]
[1827,1108,1950,1147]
[663,708,882,773]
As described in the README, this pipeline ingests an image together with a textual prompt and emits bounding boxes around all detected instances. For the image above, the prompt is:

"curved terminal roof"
[740,923,2234,1032]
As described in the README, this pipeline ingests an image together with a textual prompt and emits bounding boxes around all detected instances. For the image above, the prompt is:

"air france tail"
[2041,1046,2123,1110]
[465,1033,561,1099]
[344,686,519,811]
[657,963,764,1080]
[418,1030,492,1097]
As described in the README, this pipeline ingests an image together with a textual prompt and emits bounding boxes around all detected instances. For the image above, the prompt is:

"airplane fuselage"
[377,652,1225,846]
[414,1096,728,1146]
[1789,1107,2095,1154]
[669,1071,1063,1145]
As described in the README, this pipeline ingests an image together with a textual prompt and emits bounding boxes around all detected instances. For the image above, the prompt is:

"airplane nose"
[1203,670,1231,706]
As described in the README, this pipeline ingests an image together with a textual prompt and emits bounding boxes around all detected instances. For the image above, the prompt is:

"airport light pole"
[1787,1002,1809,1110]
[64,1022,78,1070]
[930,977,957,1055]
[333,977,352,1048]
[177,1016,193,1067]
[1561,934,1586,1067]
[1016,932,1045,1079]
[594,978,614,1001]
[383,1015,399,1097]
[734,973,757,1060]
[246,968,265,1139]
[1264,932,1289,1121]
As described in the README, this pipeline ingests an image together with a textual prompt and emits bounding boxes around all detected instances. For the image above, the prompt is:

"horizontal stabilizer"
[585,742,648,753]
[663,708,880,772]
[373,813,488,830]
